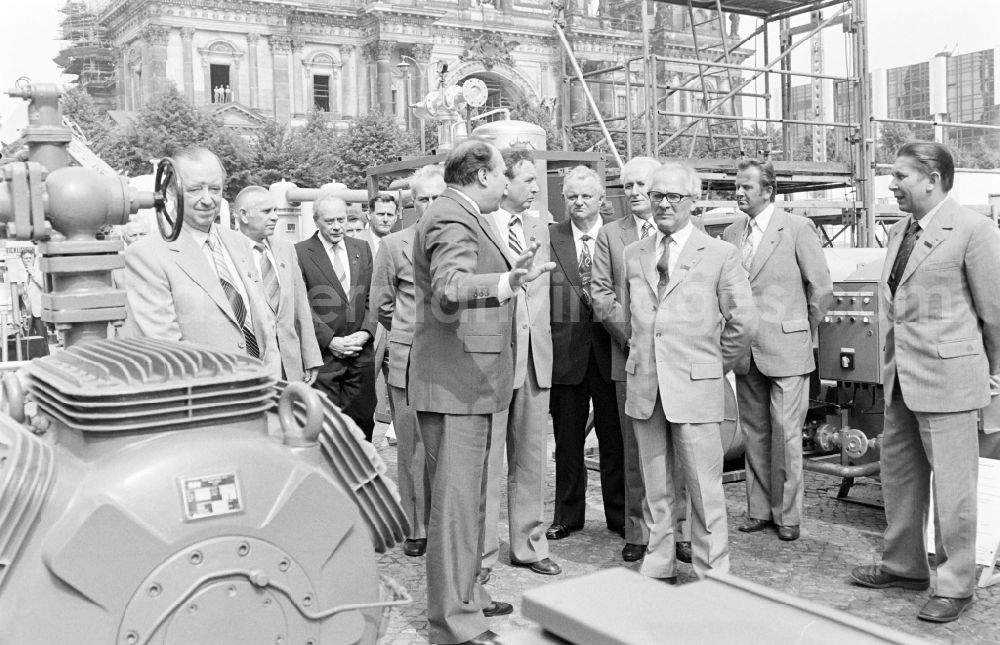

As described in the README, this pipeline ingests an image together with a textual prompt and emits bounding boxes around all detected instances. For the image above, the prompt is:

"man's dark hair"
[896,141,955,192]
[368,193,398,213]
[502,149,533,180]
[444,138,498,186]
[346,210,364,224]
[737,158,777,202]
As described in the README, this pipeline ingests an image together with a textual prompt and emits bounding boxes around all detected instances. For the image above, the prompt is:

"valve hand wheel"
[153,158,184,242]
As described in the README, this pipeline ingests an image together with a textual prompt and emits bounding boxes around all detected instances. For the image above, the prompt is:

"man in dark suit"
[850,142,1000,623]
[296,194,378,441]
[546,165,625,542]
[722,159,832,542]
[410,139,553,645]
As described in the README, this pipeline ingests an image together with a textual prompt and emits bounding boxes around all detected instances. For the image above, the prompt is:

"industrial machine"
[0,82,409,644]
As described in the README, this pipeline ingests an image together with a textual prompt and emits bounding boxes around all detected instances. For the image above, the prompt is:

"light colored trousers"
[389,385,429,540]
[632,396,730,579]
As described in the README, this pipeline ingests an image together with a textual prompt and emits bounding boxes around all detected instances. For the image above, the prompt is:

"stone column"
[247,33,260,108]
[270,36,291,121]
[361,44,376,115]
[291,39,304,116]
[412,43,433,104]
[142,25,170,100]
[180,28,195,102]
[303,62,314,112]
[332,65,343,118]
[374,40,396,115]
[540,62,550,98]
[232,58,241,103]
[570,60,588,121]
[118,47,129,109]
[342,45,358,118]
[201,54,211,104]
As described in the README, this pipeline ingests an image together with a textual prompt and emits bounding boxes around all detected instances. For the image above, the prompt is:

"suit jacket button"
[655,333,662,338]
[238,341,245,348]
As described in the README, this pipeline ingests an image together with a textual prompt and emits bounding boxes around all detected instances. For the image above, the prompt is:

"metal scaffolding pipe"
[875,117,1000,132]
[659,7,850,152]
[659,110,854,129]
[653,54,855,83]
[553,15,623,167]
[803,459,880,479]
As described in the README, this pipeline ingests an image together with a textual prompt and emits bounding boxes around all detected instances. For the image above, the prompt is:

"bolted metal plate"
[162,580,287,645]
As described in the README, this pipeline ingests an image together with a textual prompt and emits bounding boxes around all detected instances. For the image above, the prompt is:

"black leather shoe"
[459,630,500,645]
[482,601,514,617]
[849,565,929,590]
[738,518,773,533]
[477,568,491,585]
[675,541,692,563]
[778,525,800,541]
[545,523,580,540]
[510,556,562,575]
[622,543,646,562]
[918,595,974,623]
[402,538,426,557]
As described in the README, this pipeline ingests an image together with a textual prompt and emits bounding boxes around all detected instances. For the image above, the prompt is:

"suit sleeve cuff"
[497,273,515,303]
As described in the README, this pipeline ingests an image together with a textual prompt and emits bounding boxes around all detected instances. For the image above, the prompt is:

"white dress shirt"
[321,235,351,289]
[452,188,515,303]
[655,220,694,278]
[489,207,527,259]
[190,227,253,316]
[571,218,602,260]
[746,202,775,255]
[250,238,282,287]
[633,215,654,241]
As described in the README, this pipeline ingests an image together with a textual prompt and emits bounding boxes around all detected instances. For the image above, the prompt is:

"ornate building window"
[199,40,243,105]
[303,52,341,116]
[313,75,331,112]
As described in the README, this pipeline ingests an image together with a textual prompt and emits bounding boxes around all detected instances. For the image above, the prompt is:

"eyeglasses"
[647,191,691,205]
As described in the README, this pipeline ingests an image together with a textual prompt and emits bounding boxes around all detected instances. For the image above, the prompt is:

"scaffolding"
[54,0,117,111]
[554,0,876,246]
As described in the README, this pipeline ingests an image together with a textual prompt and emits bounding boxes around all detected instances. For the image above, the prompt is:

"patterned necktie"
[741,219,754,275]
[331,242,348,290]
[888,218,922,296]
[255,242,280,314]
[657,236,672,300]
[640,221,652,239]
[508,215,524,256]
[579,234,593,307]
[208,235,260,359]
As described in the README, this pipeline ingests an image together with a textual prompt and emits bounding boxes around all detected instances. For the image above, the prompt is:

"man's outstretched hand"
[508,240,556,290]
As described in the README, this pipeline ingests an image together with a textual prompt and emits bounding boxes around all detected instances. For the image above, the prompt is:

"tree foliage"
[327,110,420,189]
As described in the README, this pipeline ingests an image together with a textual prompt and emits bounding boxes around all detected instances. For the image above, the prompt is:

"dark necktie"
[888,219,921,296]
[208,235,260,359]
[508,215,524,256]
[579,234,593,307]
[255,242,280,314]
[657,236,672,300]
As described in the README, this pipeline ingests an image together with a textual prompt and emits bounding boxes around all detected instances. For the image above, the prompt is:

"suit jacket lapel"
[442,190,512,269]
[898,201,953,287]
[170,229,239,327]
[749,209,784,281]
[346,239,363,290]
[305,233,347,300]
[639,235,659,296]
[662,229,705,300]
[881,221,905,284]
[620,216,639,247]
[551,222,582,287]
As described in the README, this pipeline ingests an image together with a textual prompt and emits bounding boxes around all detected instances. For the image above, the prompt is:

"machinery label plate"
[179,472,243,521]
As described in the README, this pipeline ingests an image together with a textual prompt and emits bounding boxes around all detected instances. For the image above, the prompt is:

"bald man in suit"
[624,162,756,582]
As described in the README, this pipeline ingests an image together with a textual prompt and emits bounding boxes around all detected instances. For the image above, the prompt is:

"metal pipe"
[803,459,880,479]
[659,7,850,153]
[641,0,653,155]
[715,0,744,153]
[652,54,856,83]
[624,58,633,158]
[553,18,623,167]
[687,0,717,153]
[874,117,1000,132]
[658,110,854,129]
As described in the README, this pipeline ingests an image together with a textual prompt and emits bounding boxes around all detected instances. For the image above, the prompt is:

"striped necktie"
[741,219,755,275]
[508,215,524,256]
[640,221,652,239]
[208,235,260,359]
[657,236,672,300]
[255,242,280,314]
[330,241,348,290]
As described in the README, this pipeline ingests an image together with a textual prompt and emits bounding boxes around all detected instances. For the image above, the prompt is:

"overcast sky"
[2,0,999,124]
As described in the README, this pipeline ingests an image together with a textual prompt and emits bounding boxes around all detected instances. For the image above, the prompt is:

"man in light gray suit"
[722,159,832,542]
[371,164,445,558]
[851,142,1000,623]
[235,186,321,383]
[481,149,561,583]
[593,156,690,565]
[410,139,554,645]
[624,162,756,582]
[124,147,280,376]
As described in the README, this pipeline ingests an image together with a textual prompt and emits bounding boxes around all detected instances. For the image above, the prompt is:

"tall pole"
[641,0,653,155]
[852,0,875,247]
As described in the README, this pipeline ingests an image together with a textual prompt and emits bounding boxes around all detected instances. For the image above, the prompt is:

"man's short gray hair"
[313,193,348,219]
[654,162,701,199]
[234,185,269,211]
[562,165,604,195]
[411,164,444,191]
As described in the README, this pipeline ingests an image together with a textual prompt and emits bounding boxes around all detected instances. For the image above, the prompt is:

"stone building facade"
[68,0,745,135]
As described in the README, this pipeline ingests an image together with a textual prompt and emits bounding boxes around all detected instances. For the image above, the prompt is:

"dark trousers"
[314,344,377,441]
[549,353,625,532]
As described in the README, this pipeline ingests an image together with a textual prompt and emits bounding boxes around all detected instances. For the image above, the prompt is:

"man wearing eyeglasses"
[722,159,832,543]
[546,165,626,544]
[592,156,691,566]
[624,162,756,582]
[370,163,445,559]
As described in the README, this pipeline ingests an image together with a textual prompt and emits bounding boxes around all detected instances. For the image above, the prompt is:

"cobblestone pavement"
[372,423,1000,645]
